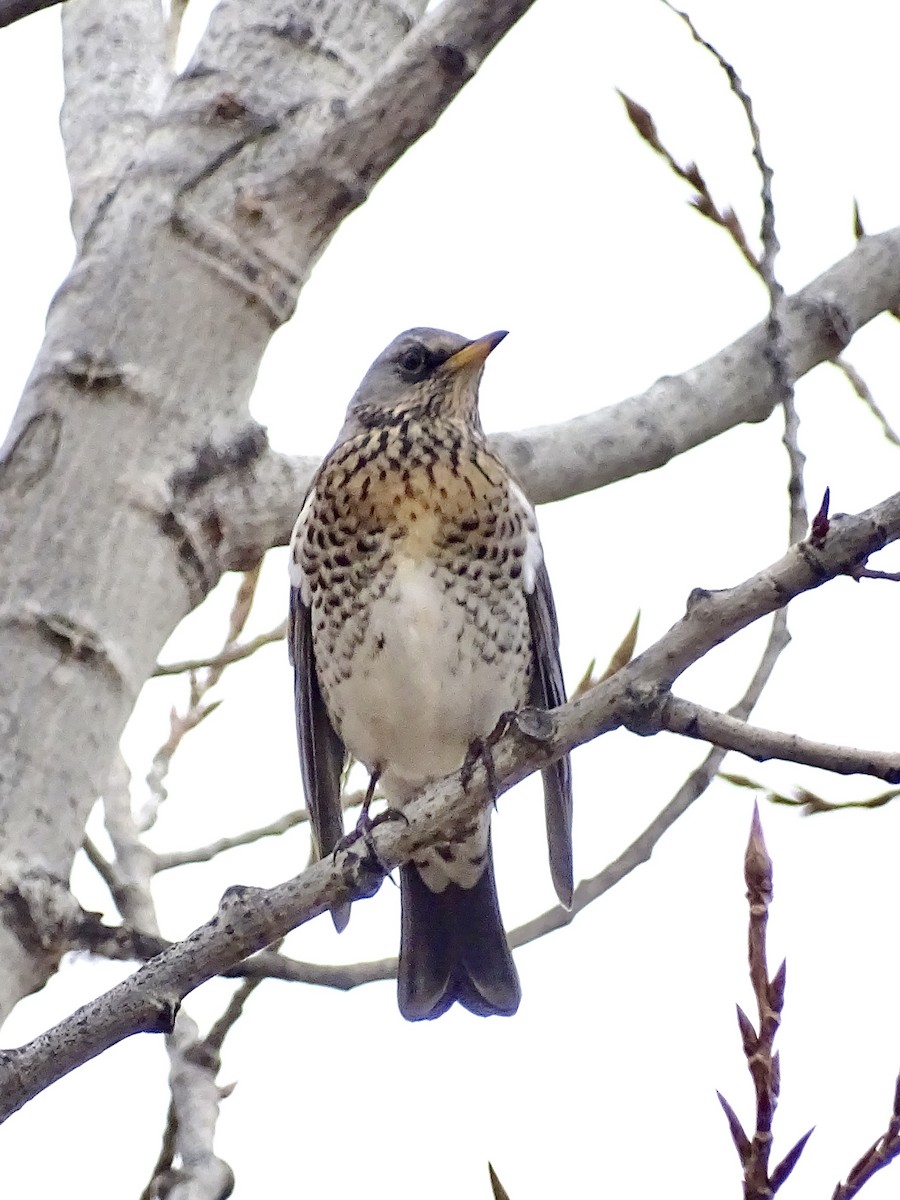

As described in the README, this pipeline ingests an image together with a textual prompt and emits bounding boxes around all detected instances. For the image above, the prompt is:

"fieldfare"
[289,327,573,1020]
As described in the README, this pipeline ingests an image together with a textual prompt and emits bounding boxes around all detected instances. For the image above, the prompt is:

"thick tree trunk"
[0,0,544,1020]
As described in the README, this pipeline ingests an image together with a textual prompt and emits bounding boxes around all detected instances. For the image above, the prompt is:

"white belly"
[329,555,523,801]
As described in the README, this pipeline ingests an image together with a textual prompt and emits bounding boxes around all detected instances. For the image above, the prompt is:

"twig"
[153,789,366,872]
[650,695,900,783]
[153,621,287,677]
[664,3,804,542]
[832,358,900,448]
[143,564,263,823]
[81,835,121,900]
[617,89,758,271]
[160,1012,235,1200]
[139,1098,178,1200]
[853,566,900,582]
[833,1073,900,1198]
[204,976,266,1054]
[719,772,900,817]
[98,759,235,1199]
[717,807,814,1196]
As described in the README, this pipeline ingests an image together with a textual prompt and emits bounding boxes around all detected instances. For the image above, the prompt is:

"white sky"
[2,1,900,1197]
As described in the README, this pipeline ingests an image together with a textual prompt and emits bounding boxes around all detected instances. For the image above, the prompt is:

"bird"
[288,327,573,1020]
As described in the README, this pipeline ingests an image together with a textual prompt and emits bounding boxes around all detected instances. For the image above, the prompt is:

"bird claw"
[461,737,499,803]
[487,710,518,747]
[333,766,407,873]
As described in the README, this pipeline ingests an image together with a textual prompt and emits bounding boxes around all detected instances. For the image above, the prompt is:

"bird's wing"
[512,483,574,909]
[288,496,347,868]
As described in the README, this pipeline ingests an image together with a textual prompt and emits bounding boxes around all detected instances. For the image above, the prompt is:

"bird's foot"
[486,709,518,747]
[333,769,408,872]
[461,737,499,803]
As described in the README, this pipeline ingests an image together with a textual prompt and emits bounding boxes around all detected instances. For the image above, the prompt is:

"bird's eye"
[396,345,429,379]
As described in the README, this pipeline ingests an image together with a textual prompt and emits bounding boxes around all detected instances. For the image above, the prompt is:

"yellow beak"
[443,330,508,373]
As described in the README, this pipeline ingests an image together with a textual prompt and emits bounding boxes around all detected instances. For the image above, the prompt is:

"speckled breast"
[297,417,534,785]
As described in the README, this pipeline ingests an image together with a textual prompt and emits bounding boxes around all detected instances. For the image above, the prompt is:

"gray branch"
[60,0,169,246]
[199,225,900,568]
[2,485,898,1122]
[653,696,900,782]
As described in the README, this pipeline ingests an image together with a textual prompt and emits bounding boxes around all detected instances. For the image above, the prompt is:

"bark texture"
[0,0,538,1021]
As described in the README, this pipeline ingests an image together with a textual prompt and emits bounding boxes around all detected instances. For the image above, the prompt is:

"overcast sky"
[2,2,900,1198]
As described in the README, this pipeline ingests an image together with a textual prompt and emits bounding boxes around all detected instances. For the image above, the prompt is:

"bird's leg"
[461,737,499,802]
[334,767,407,865]
[465,709,538,798]
[486,710,519,748]
[464,708,556,804]
[358,768,381,829]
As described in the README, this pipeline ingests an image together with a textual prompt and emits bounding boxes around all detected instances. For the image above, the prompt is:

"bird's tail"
[397,839,521,1020]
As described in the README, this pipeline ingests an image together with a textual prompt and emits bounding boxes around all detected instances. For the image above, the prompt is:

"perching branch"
[3,487,900,1121]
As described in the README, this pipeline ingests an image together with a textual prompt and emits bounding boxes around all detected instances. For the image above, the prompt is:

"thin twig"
[143,564,263,823]
[654,695,900,783]
[139,1097,178,1200]
[664,2,805,542]
[204,979,262,1054]
[153,789,366,872]
[616,89,758,271]
[153,620,287,677]
[833,1073,900,1198]
[717,808,814,1196]
[719,772,900,817]
[81,835,121,900]
[832,358,900,448]
[97,761,236,1199]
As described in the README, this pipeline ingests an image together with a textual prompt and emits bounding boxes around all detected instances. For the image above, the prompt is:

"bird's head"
[342,327,508,434]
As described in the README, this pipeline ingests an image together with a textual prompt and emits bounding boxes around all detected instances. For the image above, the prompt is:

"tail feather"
[398,840,521,1021]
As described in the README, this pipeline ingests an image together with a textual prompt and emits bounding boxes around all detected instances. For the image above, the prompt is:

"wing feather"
[289,544,349,929]
[525,550,574,909]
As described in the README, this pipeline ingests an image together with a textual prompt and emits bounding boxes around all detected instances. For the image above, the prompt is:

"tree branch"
[640,695,900,783]
[153,620,286,677]
[153,789,365,873]
[60,0,169,246]
[202,227,900,566]
[2,487,899,1120]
